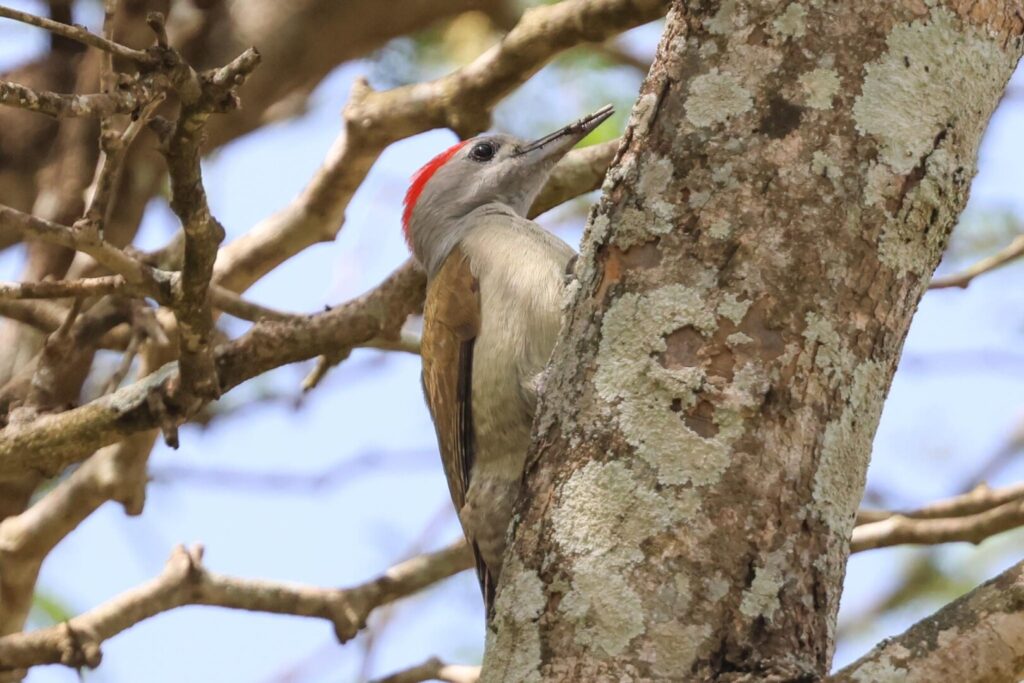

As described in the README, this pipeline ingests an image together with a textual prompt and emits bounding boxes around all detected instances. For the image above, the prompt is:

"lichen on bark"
[483,1,1024,681]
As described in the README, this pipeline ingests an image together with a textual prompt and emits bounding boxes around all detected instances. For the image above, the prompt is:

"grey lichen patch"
[773,3,807,38]
[708,218,732,239]
[481,557,544,683]
[802,312,854,389]
[561,277,581,311]
[739,543,792,622]
[559,569,646,656]
[849,644,912,683]
[802,311,889,536]
[685,71,753,128]
[552,460,687,565]
[812,359,887,536]
[706,574,731,602]
[799,68,840,110]
[863,162,894,207]
[877,150,964,274]
[705,0,737,35]
[552,460,693,656]
[711,162,734,185]
[717,293,751,324]
[810,150,839,179]
[853,8,1010,174]
[611,205,673,250]
[638,156,675,199]
[727,331,753,346]
[626,91,660,141]
[594,285,745,487]
[688,189,711,209]
[647,622,712,677]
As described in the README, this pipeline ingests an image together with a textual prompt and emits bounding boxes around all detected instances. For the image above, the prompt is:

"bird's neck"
[413,202,521,280]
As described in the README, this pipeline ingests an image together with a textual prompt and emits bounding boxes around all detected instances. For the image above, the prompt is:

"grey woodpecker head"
[403,104,614,276]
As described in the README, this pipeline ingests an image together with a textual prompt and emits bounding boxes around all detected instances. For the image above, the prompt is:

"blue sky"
[2,2,1024,680]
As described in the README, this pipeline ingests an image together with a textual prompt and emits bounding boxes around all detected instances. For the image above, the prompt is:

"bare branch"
[0,4,153,64]
[0,204,174,298]
[829,559,1024,683]
[856,482,1024,526]
[0,80,143,118]
[0,260,425,477]
[930,233,1024,289]
[212,0,664,294]
[82,93,166,232]
[15,298,82,417]
[0,430,157,636]
[0,300,67,334]
[0,540,473,671]
[370,658,480,683]
[164,111,225,401]
[0,275,130,301]
[851,498,1024,553]
[208,287,294,323]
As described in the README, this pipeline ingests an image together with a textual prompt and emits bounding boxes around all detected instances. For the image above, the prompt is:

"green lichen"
[812,359,887,536]
[717,293,751,324]
[810,150,838,178]
[552,460,689,565]
[559,570,645,656]
[552,460,694,656]
[739,543,791,622]
[685,71,753,128]
[802,312,854,388]
[773,3,806,38]
[877,149,963,274]
[799,68,840,110]
[705,0,737,36]
[727,331,753,346]
[612,205,672,249]
[802,312,889,535]
[708,218,732,239]
[706,574,731,602]
[853,8,1009,174]
[481,557,544,683]
[595,285,745,486]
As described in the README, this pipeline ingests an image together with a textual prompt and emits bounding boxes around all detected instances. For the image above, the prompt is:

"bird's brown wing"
[420,247,493,603]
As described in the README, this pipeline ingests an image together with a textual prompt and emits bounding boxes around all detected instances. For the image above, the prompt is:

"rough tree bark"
[484,2,1024,681]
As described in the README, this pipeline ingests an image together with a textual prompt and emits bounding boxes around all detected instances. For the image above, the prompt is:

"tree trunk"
[483,2,1023,681]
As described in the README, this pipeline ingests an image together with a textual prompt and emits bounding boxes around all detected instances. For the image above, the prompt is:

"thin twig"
[852,498,1024,553]
[855,482,1024,526]
[0,4,153,63]
[100,333,140,395]
[0,80,144,118]
[0,203,175,298]
[211,0,665,294]
[209,287,296,323]
[0,541,472,670]
[82,92,167,232]
[369,658,480,683]
[0,275,130,300]
[929,234,1024,289]
[0,260,426,477]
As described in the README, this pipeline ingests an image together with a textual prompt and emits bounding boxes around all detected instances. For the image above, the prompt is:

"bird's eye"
[469,141,497,162]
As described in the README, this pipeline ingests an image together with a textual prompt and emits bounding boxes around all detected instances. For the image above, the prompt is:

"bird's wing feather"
[421,247,493,602]
[421,246,480,512]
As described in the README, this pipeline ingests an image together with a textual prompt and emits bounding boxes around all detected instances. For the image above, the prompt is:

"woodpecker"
[405,105,614,609]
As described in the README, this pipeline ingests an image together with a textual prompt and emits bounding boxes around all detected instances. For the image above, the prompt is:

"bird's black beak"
[514,104,615,160]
